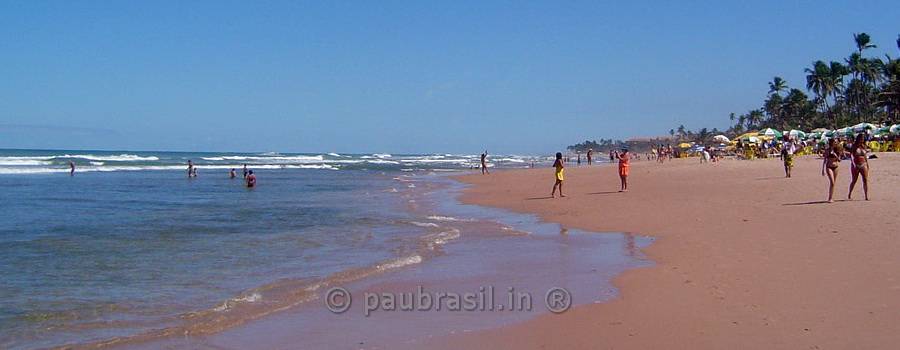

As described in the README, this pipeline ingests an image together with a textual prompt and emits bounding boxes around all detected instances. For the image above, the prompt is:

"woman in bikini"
[551,152,565,198]
[822,138,842,203]
[848,133,870,201]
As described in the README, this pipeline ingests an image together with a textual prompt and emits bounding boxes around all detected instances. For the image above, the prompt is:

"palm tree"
[806,60,832,125]
[768,76,787,96]
[854,32,876,55]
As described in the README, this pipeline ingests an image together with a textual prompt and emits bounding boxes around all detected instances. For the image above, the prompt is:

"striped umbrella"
[758,128,783,138]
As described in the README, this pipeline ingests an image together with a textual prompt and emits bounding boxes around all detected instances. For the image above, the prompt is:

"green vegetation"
[728,32,900,133]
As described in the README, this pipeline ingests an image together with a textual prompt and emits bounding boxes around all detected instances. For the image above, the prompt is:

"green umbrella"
[851,123,877,133]
[758,128,783,138]
[785,129,806,139]
[874,126,892,136]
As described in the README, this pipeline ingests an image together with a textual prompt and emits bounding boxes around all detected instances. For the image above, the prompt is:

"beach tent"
[712,135,730,143]
[758,128,783,138]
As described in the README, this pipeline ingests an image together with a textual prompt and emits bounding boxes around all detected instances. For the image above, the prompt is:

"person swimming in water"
[187,160,194,178]
[848,133,870,201]
[229,168,236,179]
[617,148,630,192]
[481,151,489,175]
[551,152,565,198]
[246,170,256,188]
[242,164,248,178]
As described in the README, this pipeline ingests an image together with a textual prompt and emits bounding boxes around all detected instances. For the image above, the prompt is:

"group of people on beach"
[769,133,871,202]
[821,133,870,202]
[187,161,256,188]
[551,147,631,198]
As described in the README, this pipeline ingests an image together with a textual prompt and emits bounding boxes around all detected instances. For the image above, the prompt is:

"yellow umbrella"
[735,131,759,140]
[678,142,693,148]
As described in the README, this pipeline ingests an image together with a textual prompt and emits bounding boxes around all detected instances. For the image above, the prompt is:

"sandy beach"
[428,154,900,349]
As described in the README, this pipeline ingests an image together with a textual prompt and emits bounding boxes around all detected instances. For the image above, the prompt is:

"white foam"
[376,255,423,271]
[426,215,474,222]
[64,154,159,162]
[0,159,53,166]
[409,221,440,228]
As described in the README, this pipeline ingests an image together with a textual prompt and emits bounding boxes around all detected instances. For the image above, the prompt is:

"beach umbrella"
[742,136,760,143]
[677,142,693,148]
[785,129,806,139]
[712,135,730,143]
[874,126,892,136]
[735,131,758,141]
[851,123,877,133]
[757,128,783,138]
[810,127,829,133]
[835,127,854,137]
[891,124,900,135]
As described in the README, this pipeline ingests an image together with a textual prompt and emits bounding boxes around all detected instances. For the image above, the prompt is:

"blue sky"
[1,1,899,154]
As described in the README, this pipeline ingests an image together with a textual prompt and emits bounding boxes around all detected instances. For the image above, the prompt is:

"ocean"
[0,149,644,349]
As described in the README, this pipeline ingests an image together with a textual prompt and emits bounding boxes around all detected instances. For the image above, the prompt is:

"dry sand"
[429,153,900,349]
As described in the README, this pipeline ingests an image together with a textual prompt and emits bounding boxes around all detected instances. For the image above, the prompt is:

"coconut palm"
[854,32,877,55]
[768,76,787,96]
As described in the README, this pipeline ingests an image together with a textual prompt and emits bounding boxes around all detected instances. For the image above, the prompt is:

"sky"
[1,1,899,154]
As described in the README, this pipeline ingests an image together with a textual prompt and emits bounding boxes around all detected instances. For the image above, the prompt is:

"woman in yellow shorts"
[617,148,631,192]
[551,152,565,198]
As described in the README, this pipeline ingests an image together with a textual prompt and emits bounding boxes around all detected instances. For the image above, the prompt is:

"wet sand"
[431,154,900,349]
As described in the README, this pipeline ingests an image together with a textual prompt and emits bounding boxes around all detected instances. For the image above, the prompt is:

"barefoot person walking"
[617,148,631,192]
[822,138,842,203]
[848,133,870,201]
[781,135,798,178]
[551,152,565,198]
[480,151,489,175]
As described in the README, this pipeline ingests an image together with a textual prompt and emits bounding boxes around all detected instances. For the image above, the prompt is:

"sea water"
[0,149,639,349]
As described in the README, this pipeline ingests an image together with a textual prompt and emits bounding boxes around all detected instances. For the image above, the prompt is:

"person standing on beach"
[848,133,870,201]
[617,148,630,192]
[242,164,248,178]
[551,152,565,198]
[577,152,581,166]
[586,148,593,165]
[781,135,798,178]
[229,168,236,179]
[69,161,75,176]
[481,151,489,175]
[246,170,256,188]
[822,138,842,203]
[187,160,194,178]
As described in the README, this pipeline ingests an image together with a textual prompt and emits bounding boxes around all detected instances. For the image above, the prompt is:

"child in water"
[551,152,565,198]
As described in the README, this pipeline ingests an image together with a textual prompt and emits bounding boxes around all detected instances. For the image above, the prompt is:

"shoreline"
[87,172,646,350]
[428,154,900,349]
